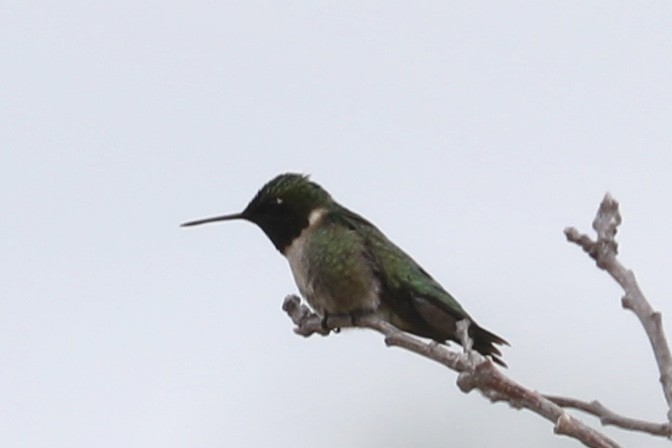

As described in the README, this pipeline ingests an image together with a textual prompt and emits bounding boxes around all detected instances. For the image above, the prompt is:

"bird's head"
[181,173,333,253]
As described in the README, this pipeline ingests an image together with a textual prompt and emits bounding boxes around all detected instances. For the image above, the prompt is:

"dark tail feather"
[469,323,509,367]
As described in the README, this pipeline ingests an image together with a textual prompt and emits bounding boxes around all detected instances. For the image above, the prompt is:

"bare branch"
[282,295,620,448]
[565,193,672,423]
[545,395,671,437]
[279,193,672,446]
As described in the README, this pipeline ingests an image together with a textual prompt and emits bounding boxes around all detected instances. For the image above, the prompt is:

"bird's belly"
[313,280,380,316]
[285,236,379,315]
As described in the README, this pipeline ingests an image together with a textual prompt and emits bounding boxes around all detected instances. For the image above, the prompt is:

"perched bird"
[182,173,507,366]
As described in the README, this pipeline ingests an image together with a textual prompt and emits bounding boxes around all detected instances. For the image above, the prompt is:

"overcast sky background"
[2,2,672,447]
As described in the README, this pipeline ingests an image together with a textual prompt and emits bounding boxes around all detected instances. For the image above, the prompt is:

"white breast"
[283,208,327,309]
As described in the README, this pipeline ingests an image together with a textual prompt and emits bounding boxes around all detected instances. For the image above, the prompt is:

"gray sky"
[2,2,671,447]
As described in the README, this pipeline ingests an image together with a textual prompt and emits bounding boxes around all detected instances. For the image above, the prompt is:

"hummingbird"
[182,173,507,366]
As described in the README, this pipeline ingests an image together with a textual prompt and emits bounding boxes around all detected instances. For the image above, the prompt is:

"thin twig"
[545,395,671,437]
[282,295,620,448]
[565,193,672,424]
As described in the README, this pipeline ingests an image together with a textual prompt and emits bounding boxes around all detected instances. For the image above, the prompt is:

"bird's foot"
[321,313,341,334]
[320,309,376,333]
[349,309,376,326]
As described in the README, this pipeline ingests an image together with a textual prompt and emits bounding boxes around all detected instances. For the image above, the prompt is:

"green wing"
[335,206,468,314]
[335,206,508,366]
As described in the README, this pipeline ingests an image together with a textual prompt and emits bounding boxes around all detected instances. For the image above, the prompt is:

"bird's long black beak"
[180,212,246,227]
